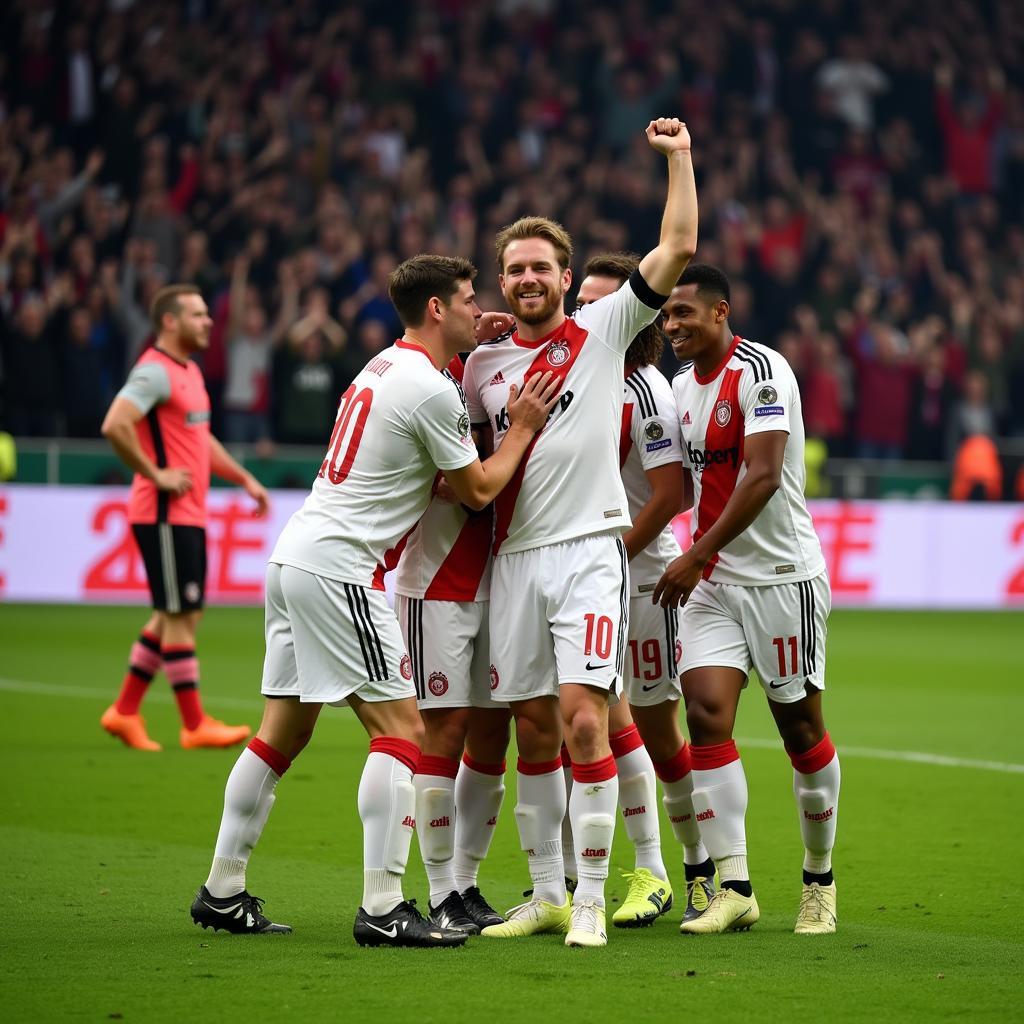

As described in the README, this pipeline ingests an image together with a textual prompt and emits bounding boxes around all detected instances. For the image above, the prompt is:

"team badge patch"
[184,582,201,604]
[400,655,413,680]
[675,638,683,666]
[714,399,732,427]
[457,411,471,437]
[489,664,500,691]
[546,340,570,366]
[758,386,778,406]
[644,421,664,441]
[428,671,449,696]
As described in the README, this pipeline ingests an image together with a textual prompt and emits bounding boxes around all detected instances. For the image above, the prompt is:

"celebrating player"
[656,264,840,935]
[190,255,560,947]
[99,284,267,752]
[463,118,697,947]
[574,253,715,929]
[393,325,515,935]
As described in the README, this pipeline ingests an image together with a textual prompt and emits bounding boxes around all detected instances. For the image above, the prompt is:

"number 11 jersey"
[270,341,479,590]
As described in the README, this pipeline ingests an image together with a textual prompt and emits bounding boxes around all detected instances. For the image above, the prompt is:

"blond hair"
[494,216,574,272]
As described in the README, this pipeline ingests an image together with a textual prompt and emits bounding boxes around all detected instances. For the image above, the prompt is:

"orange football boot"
[100,705,162,751]
[180,716,251,749]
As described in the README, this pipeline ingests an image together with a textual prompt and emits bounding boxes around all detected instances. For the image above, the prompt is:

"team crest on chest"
[546,340,570,366]
[714,399,733,427]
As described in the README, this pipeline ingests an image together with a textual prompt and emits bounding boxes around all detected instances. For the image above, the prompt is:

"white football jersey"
[271,341,479,589]
[620,363,683,597]
[394,357,492,602]
[463,271,666,556]
[672,336,825,587]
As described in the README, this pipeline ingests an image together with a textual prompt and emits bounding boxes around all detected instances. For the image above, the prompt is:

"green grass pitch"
[1,605,1021,1023]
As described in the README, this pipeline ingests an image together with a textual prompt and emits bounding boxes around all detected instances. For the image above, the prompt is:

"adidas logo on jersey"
[489,371,505,386]
[681,411,691,425]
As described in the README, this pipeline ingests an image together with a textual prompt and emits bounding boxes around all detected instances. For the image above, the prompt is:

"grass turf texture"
[1,605,1021,1023]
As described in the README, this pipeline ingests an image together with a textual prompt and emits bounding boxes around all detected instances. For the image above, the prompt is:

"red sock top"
[517,756,563,776]
[462,753,506,776]
[560,741,572,768]
[609,724,644,759]
[571,754,617,783]
[416,754,459,779]
[653,743,692,783]
[370,736,420,773]
[690,740,740,771]
[787,733,836,775]
[248,737,291,777]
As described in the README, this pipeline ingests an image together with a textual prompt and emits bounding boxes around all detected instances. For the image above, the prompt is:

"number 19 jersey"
[270,341,479,590]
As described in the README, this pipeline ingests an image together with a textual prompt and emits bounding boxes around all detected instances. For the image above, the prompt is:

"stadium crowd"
[1,0,1023,463]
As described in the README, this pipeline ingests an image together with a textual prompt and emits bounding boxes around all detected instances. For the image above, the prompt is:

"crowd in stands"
[1,0,1023,473]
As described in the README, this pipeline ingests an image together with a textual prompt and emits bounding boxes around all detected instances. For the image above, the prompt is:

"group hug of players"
[109,118,840,949]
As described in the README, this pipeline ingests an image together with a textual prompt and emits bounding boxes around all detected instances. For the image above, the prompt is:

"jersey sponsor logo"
[493,390,574,433]
[623,805,646,817]
[489,664,499,690]
[546,340,570,366]
[695,808,716,822]
[714,399,733,427]
[646,439,672,452]
[681,411,691,425]
[686,441,740,472]
[644,421,664,441]
[429,816,451,827]
[669,813,692,824]
[365,356,393,377]
[186,410,210,425]
[457,412,471,438]
[401,815,416,827]
[488,371,505,386]
[757,385,778,405]
[580,847,608,858]
[754,405,784,417]
[804,807,834,822]
[400,654,413,680]
[428,671,449,696]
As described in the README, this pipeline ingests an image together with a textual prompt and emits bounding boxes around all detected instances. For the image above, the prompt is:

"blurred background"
[1,0,1023,599]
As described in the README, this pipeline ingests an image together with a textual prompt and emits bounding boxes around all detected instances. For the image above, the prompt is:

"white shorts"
[679,571,831,704]
[489,532,628,702]
[394,596,502,709]
[623,595,682,707]
[261,563,415,706]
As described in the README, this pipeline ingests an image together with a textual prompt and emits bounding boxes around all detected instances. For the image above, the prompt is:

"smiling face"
[499,237,571,327]
[660,283,729,365]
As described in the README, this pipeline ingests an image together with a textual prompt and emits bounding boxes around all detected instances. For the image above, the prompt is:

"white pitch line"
[1,676,1022,775]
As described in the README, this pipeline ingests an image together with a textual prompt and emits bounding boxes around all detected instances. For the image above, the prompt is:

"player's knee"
[684,699,728,745]
[515,713,560,761]
[564,708,605,759]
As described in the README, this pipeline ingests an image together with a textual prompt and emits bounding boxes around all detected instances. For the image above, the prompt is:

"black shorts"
[132,524,207,613]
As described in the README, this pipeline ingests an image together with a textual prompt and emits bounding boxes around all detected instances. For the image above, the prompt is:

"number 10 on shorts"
[584,613,614,660]
[772,635,798,676]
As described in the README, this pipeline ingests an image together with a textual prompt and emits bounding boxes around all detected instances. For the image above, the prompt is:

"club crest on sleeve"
[714,399,733,427]
[428,671,449,696]
[400,654,413,680]
[489,664,500,690]
[457,412,471,437]
[546,340,570,366]
[758,386,778,406]
[644,421,664,441]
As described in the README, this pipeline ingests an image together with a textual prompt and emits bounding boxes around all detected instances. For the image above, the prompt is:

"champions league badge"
[546,340,570,366]
[714,399,733,427]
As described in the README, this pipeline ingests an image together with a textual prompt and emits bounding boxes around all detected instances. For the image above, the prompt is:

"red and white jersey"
[464,271,666,556]
[271,341,478,590]
[672,336,825,587]
[620,363,683,597]
[394,356,492,602]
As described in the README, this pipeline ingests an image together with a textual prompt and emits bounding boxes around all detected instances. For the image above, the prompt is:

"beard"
[505,285,564,326]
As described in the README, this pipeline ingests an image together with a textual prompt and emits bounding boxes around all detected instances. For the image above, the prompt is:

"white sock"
[613,735,666,878]
[515,761,567,905]
[793,749,841,876]
[206,745,285,898]
[690,744,749,883]
[359,746,417,916]
[661,773,711,866]
[560,760,575,881]
[569,757,618,905]
[452,758,505,893]
[414,756,459,906]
